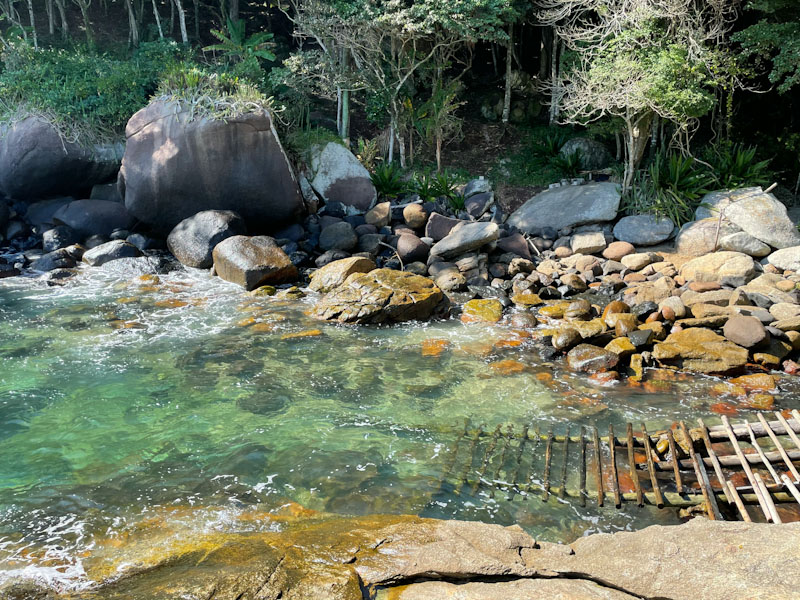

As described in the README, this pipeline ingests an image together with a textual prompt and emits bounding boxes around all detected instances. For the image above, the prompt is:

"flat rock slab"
[652,327,748,373]
[430,222,499,260]
[387,579,637,600]
[507,182,620,233]
[612,214,675,246]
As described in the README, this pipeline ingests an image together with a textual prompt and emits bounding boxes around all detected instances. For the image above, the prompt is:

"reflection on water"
[1,266,798,591]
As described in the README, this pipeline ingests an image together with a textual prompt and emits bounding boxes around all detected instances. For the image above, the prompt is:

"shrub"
[551,149,584,178]
[371,162,408,199]
[702,142,772,190]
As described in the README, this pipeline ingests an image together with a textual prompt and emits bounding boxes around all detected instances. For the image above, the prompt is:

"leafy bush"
[371,162,408,199]
[551,149,584,178]
[283,127,343,158]
[703,142,772,189]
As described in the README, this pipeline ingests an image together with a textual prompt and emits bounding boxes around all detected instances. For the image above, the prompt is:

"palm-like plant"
[204,18,276,64]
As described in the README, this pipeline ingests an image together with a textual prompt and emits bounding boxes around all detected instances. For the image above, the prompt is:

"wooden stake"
[627,422,643,506]
[757,413,800,482]
[609,424,621,508]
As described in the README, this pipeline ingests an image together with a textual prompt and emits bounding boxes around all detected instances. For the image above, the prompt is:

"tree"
[416,79,464,171]
[538,0,740,191]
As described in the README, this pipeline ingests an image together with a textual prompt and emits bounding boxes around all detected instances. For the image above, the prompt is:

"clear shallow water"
[1,264,799,591]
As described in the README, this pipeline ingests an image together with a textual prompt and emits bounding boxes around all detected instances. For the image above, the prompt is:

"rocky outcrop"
[508,183,620,233]
[674,218,742,256]
[119,101,304,234]
[212,235,298,290]
[680,251,757,288]
[312,269,445,324]
[167,210,246,269]
[559,137,612,170]
[0,116,122,201]
[307,142,377,212]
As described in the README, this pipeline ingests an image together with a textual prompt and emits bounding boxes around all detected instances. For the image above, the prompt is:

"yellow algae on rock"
[461,299,503,323]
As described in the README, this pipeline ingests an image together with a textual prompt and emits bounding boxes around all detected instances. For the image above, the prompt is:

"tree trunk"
[435,136,442,173]
[388,123,395,164]
[192,0,199,39]
[46,0,55,36]
[77,1,93,48]
[539,26,552,80]
[126,0,139,46]
[341,88,351,148]
[623,112,654,193]
[229,0,238,24]
[173,0,188,43]
[549,34,560,125]
[26,0,38,48]
[54,0,68,39]
[501,24,514,125]
[169,0,174,35]
[152,0,163,38]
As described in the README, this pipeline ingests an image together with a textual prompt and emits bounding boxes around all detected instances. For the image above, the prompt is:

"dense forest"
[1,0,799,214]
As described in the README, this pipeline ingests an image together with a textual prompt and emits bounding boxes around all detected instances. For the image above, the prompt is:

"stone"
[90,182,123,203]
[571,231,606,255]
[396,234,429,263]
[652,328,749,373]
[82,240,142,267]
[552,328,581,351]
[319,221,358,251]
[620,252,659,271]
[365,201,391,228]
[309,257,376,293]
[403,204,428,229]
[740,273,798,306]
[0,116,121,200]
[719,231,771,258]
[507,182,620,234]
[680,251,757,288]
[52,199,134,238]
[613,314,639,337]
[566,344,619,373]
[628,329,653,347]
[766,246,800,272]
[496,232,531,260]
[559,137,613,170]
[312,269,444,324]
[602,241,635,261]
[462,299,504,323]
[315,249,350,267]
[681,289,733,307]
[771,316,800,332]
[565,299,592,319]
[430,222,499,260]
[613,215,675,246]
[307,141,377,212]
[31,248,76,271]
[425,213,462,241]
[723,315,767,348]
[42,225,79,253]
[166,210,246,269]
[392,579,634,599]
[606,337,636,357]
[674,218,742,256]
[560,273,588,292]
[120,100,304,234]
[511,293,543,308]
[212,236,298,290]
[463,178,492,198]
[769,302,800,321]
[697,187,800,249]
[659,296,687,319]
[358,233,384,254]
[465,192,494,218]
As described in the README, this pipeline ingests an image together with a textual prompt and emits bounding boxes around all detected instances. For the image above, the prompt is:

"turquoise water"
[1,264,799,591]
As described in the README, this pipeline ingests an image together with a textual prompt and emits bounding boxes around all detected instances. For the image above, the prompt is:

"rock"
[82,240,142,266]
[319,221,358,251]
[312,269,444,324]
[463,177,492,198]
[738,274,797,306]
[770,302,800,321]
[566,344,619,373]
[425,213,463,242]
[462,299,503,323]
[559,137,612,170]
[496,233,531,260]
[602,241,635,261]
[766,246,800,272]
[697,187,800,249]
[771,316,800,332]
[31,248,76,271]
[719,232,771,258]
[612,215,675,246]
[507,182,620,234]
[42,225,79,253]
[430,222,499,260]
[620,252,659,271]
[120,100,304,234]
[52,199,134,238]
[723,315,767,348]
[680,251,757,287]
[358,233,385,254]
[365,201,391,228]
[464,192,494,218]
[90,182,123,203]
[0,200,9,232]
[674,218,742,256]
[315,249,350,267]
[0,116,122,200]
[403,204,427,229]
[392,579,634,600]
[212,235,298,290]
[552,328,581,351]
[571,231,606,255]
[652,328,748,373]
[309,256,376,293]
[396,234,429,263]
[127,233,163,252]
[560,273,588,293]
[606,337,636,357]
[659,296,687,319]
[307,142,377,212]
[166,210,246,269]
[681,289,733,307]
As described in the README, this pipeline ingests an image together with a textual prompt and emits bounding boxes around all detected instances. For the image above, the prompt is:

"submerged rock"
[312,269,445,324]
[566,344,619,373]
[212,235,298,290]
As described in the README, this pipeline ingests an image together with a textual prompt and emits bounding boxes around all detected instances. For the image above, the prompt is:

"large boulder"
[167,210,246,269]
[652,328,748,373]
[119,101,304,235]
[308,256,376,293]
[82,240,142,266]
[52,199,134,238]
[696,187,800,249]
[766,246,800,272]
[680,251,757,287]
[507,183,620,233]
[559,137,612,170]
[212,235,298,290]
[312,269,445,324]
[429,222,499,260]
[719,231,771,257]
[674,218,742,256]
[612,214,675,246]
[306,142,377,212]
[0,116,122,201]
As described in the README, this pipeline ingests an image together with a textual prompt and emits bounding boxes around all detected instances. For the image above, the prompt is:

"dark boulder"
[167,210,246,269]
[52,199,134,238]
[82,240,142,266]
[31,248,76,271]
[42,225,80,253]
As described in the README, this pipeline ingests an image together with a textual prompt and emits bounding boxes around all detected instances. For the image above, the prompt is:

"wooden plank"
[666,425,684,494]
[754,472,781,524]
[746,421,782,485]
[721,415,772,522]
[776,412,800,454]
[725,480,752,523]
[593,426,604,507]
[707,416,800,441]
[781,474,800,506]
[697,418,729,502]
[559,425,570,500]
[471,424,502,495]
[608,424,621,508]
[542,427,554,502]
[641,423,664,509]
[507,424,530,500]
[524,425,542,495]
[757,413,800,482]
[679,421,721,521]
[627,422,643,507]
[654,448,800,471]
[579,425,587,507]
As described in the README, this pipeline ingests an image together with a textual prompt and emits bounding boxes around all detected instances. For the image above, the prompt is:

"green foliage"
[411,169,463,210]
[551,149,583,178]
[284,127,344,158]
[542,130,570,158]
[489,125,581,187]
[415,79,465,170]
[371,162,408,199]
[205,18,276,64]
[0,39,186,140]
[702,143,772,189]
[356,137,381,171]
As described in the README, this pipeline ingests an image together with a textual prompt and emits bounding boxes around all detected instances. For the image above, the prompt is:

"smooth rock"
[461,299,503,323]
[766,246,800,272]
[613,214,675,246]
[507,183,620,234]
[680,252,757,287]
[430,222,499,260]
[365,202,391,228]
[42,225,79,253]
[566,344,619,373]
[425,213,462,242]
[723,315,767,348]
[167,210,246,269]
[571,231,606,255]
[212,236,298,290]
[309,257,376,293]
[719,231,771,258]
[652,328,748,373]
[307,142,377,212]
[52,199,134,238]
[403,204,428,229]
[559,137,613,170]
[496,233,531,260]
[396,234,429,263]
[621,252,659,271]
[319,222,358,251]
[674,218,742,256]
[602,241,635,261]
[82,240,142,267]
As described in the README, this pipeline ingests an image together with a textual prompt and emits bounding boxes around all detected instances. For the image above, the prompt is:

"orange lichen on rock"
[421,339,450,357]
